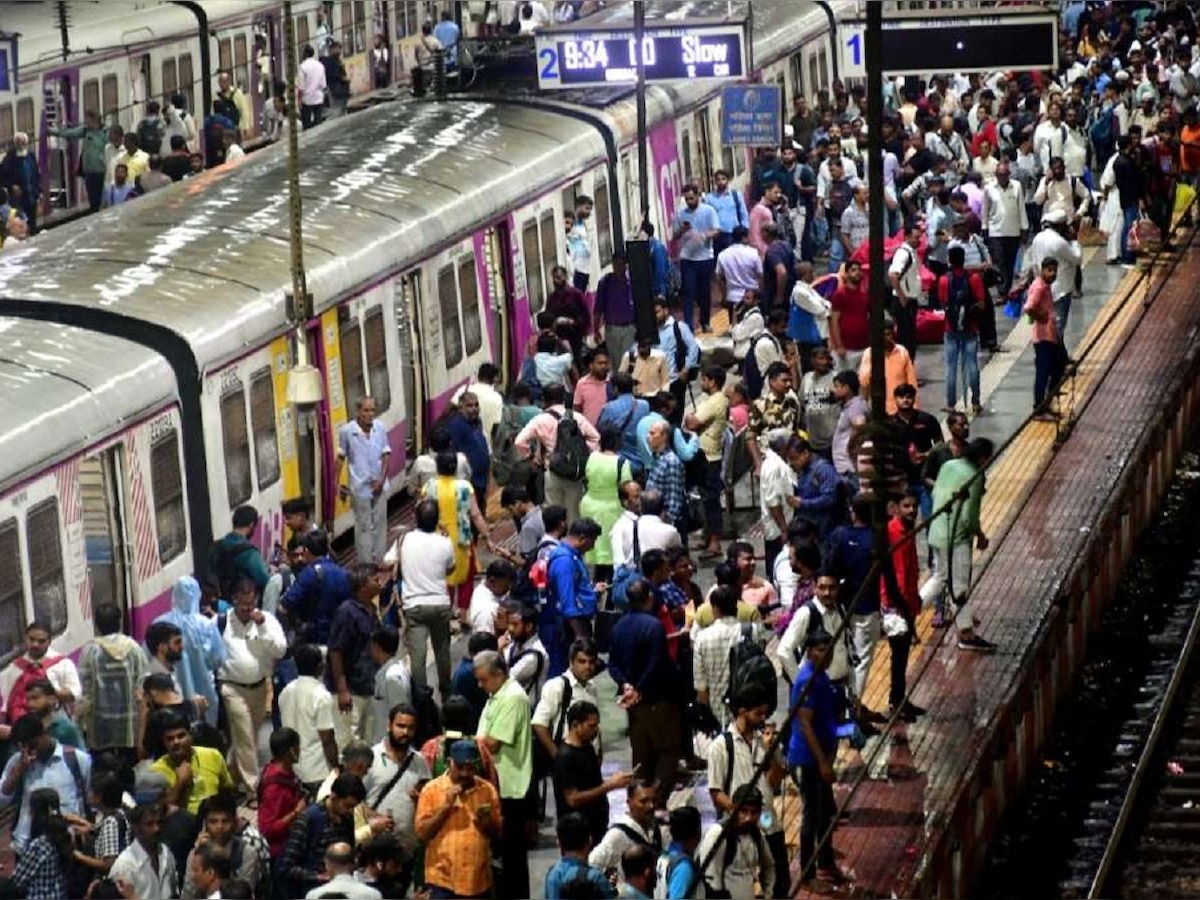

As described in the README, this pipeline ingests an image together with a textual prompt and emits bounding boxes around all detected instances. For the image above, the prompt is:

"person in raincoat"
[155,576,227,727]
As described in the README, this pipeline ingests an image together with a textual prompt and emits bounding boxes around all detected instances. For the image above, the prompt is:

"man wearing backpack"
[706,691,789,897]
[78,603,146,767]
[515,384,601,523]
[706,169,750,258]
[532,638,602,767]
[135,100,166,157]
[936,245,987,414]
[209,505,271,596]
[2,620,82,727]
[0,715,92,854]
[587,780,663,881]
[655,807,702,899]
[696,785,776,899]
[547,519,603,650]
[694,587,764,729]
[653,298,701,425]
[502,602,549,705]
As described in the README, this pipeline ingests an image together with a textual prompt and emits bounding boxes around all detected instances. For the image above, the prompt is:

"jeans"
[943,332,981,409]
[888,627,913,709]
[919,542,974,629]
[405,603,454,698]
[1033,340,1066,408]
[1120,204,1140,264]
[827,226,846,274]
[702,457,725,540]
[680,258,715,329]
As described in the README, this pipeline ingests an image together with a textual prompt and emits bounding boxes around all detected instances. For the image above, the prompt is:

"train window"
[594,180,613,267]
[178,54,196,115]
[219,38,233,75]
[539,212,557,304]
[680,128,692,184]
[363,307,391,413]
[26,500,67,636]
[439,266,464,368]
[16,98,33,137]
[296,14,311,47]
[522,219,544,313]
[397,1,420,38]
[721,146,734,178]
[249,369,280,490]
[0,105,12,144]
[83,80,100,120]
[150,429,187,563]
[809,56,820,101]
[0,521,25,663]
[339,310,366,410]
[162,59,178,105]
[220,384,253,507]
[790,53,805,102]
[234,35,249,92]
[818,47,830,91]
[459,259,483,357]
[102,75,119,122]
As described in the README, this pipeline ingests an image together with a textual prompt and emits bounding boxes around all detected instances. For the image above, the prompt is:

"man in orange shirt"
[416,740,502,899]
[1023,257,1063,421]
[1180,108,1200,226]
[857,319,918,415]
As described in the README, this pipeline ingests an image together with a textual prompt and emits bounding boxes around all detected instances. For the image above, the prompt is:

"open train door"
[482,222,515,391]
[78,447,132,624]
[39,67,79,215]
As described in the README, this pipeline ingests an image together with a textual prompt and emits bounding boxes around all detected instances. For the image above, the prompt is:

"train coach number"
[539,48,560,81]
[149,415,175,442]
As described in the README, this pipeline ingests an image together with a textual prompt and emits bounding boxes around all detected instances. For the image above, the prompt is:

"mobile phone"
[478,803,492,816]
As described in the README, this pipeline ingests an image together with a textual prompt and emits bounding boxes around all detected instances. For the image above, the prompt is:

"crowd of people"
[1,3,1199,899]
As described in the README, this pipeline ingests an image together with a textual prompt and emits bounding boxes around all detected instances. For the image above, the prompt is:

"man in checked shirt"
[645,420,687,531]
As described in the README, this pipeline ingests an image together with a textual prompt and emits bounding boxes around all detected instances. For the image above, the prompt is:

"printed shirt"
[416,773,502,896]
[748,390,801,439]
[646,449,687,526]
[337,419,391,500]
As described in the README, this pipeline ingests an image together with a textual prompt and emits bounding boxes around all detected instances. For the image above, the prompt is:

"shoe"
[862,707,888,725]
[971,403,984,415]
[1032,412,1058,422]
[957,634,997,653]
[1071,290,1082,299]
[889,704,918,723]
[1121,263,1137,270]
[902,700,927,718]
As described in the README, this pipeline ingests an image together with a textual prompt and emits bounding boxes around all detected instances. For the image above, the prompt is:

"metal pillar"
[865,2,889,550]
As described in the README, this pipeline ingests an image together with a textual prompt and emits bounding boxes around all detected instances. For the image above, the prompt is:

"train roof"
[0,316,170,489]
[0,97,607,374]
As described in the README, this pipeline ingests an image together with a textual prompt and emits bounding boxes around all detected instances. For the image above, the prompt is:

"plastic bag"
[1175,183,1196,218]
[1004,295,1023,319]
[1128,216,1161,254]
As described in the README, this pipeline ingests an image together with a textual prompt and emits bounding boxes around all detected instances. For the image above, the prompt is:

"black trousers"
[888,627,913,709]
[702,458,725,540]
[766,828,792,899]
[629,700,682,807]
[497,797,530,899]
[891,295,918,360]
[797,765,837,873]
[300,103,324,129]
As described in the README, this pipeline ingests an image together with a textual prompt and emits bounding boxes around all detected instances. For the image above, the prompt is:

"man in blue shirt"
[608,580,681,808]
[598,373,651,475]
[546,519,602,671]
[336,395,391,567]
[281,530,351,646]
[654,298,701,424]
[788,437,843,542]
[446,391,490,501]
[656,806,702,899]
[670,184,720,332]
[786,628,846,884]
[643,223,671,299]
[545,813,616,899]
[432,11,460,67]
[0,715,92,853]
[826,494,880,733]
[704,169,750,257]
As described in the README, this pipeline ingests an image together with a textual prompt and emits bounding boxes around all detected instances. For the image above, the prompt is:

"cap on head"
[449,739,481,765]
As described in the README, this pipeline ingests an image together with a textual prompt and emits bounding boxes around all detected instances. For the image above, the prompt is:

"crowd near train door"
[39,68,79,213]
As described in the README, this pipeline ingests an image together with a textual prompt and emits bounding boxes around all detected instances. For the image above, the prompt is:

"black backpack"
[725,623,777,716]
[547,407,590,480]
[825,178,853,221]
[740,332,776,399]
[943,270,973,333]
[208,540,255,600]
[136,117,164,156]
[411,682,442,746]
[492,404,534,487]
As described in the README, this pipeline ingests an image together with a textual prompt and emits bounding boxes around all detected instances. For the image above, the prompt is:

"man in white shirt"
[715,225,763,309]
[0,620,83,720]
[1033,156,1090,227]
[775,572,849,684]
[278,645,340,791]
[501,603,549,706]
[532,638,602,761]
[397,500,456,698]
[759,431,795,576]
[218,580,286,791]
[981,162,1029,295]
[306,843,383,900]
[610,489,682,568]
[109,802,178,900]
[298,43,328,130]
[369,630,411,745]
[729,291,766,362]
[467,560,515,636]
[1033,103,1070,171]
[1020,211,1083,345]
[364,707,431,883]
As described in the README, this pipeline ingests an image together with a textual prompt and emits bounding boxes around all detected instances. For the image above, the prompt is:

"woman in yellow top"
[422,451,491,618]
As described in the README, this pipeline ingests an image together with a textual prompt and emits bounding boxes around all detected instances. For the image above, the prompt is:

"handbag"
[1128,215,1161,254]
[683,488,705,534]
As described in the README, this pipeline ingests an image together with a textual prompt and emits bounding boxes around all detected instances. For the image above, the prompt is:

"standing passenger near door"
[338,396,391,567]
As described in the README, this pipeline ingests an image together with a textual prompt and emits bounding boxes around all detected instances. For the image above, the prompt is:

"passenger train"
[0,1,850,675]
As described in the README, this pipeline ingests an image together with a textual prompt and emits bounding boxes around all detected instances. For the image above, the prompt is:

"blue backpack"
[610,512,641,610]
[1090,105,1116,149]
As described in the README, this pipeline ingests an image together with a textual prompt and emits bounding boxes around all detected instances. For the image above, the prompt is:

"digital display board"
[535,23,747,89]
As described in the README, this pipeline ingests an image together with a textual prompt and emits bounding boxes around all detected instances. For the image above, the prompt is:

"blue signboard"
[720,84,781,147]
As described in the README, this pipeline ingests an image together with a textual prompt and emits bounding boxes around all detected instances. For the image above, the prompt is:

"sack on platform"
[1127,216,1161,255]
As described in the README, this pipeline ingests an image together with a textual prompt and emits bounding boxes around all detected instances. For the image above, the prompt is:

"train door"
[482,223,514,390]
[78,448,132,616]
[40,68,79,214]
[395,269,427,460]
[693,108,714,191]
[251,15,279,133]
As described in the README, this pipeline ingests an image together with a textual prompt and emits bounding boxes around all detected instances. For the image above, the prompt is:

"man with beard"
[150,710,234,815]
[446,391,491,502]
[696,784,776,898]
[109,802,178,899]
[365,704,431,896]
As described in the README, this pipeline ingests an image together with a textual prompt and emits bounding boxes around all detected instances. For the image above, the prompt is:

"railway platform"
[796,226,1200,897]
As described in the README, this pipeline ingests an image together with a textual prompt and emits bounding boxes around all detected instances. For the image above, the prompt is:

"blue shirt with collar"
[545,857,616,899]
[608,610,678,704]
[661,842,700,899]
[433,20,460,65]
[446,411,490,498]
[704,188,750,233]
[598,395,650,472]
[796,454,842,539]
[672,202,720,261]
[657,320,700,380]
[0,741,92,851]
[635,412,699,471]
[786,659,840,768]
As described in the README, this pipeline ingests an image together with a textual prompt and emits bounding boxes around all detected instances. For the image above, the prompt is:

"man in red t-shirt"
[829,259,870,370]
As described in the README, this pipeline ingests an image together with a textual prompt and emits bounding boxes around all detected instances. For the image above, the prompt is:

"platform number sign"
[841,23,866,78]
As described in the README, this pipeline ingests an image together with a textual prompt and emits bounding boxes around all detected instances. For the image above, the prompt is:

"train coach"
[0,0,847,676]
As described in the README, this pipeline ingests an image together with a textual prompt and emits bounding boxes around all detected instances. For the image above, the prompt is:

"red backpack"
[7,655,63,723]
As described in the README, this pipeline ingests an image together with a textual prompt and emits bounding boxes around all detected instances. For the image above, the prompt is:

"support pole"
[635,0,650,231]
[865,3,889,565]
